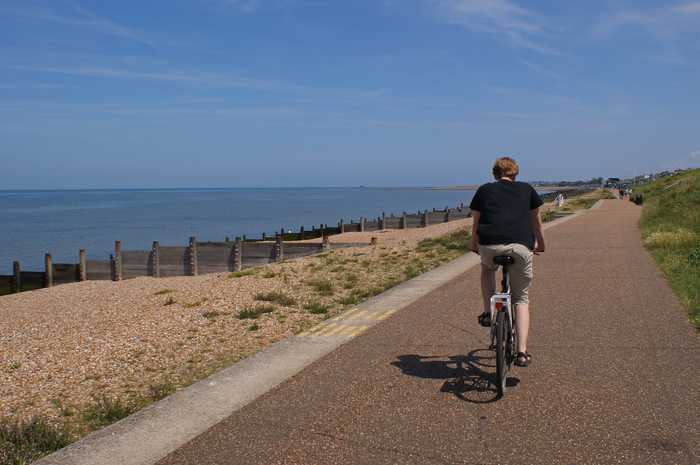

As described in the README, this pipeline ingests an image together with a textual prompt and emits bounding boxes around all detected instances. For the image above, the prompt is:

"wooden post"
[445,209,451,222]
[12,261,21,293]
[299,225,304,240]
[189,236,198,276]
[262,232,267,241]
[114,241,122,281]
[275,235,284,262]
[151,241,160,278]
[79,249,87,281]
[370,237,378,246]
[322,234,330,251]
[360,217,366,232]
[421,211,428,227]
[339,219,345,233]
[44,253,53,287]
[400,213,407,229]
[233,238,242,271]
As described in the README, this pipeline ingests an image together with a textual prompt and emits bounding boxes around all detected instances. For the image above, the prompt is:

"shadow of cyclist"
[391,349,519,404]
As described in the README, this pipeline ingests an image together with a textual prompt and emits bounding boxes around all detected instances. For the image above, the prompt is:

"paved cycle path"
[158,199,700,464]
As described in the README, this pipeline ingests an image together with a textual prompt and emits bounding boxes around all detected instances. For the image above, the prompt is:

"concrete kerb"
[35,209,586,465]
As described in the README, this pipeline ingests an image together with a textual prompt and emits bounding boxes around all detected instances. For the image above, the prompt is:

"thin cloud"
[672,2,700,14]
[0,3,155,47]
[519,58,562,80]
[593,2,700,39]
[424,0,560,55]
[12,65,302,92]
[591,3,700,65]
[8,64,421,107]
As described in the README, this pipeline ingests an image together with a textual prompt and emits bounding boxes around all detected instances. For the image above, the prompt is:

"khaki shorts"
[478,243,533,306]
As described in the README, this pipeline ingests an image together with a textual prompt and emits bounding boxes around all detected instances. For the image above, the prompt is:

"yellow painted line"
[315,323,339,336]
[347,309,369,320]
[376,309,398,320]
[349,325,369,337]
[298,321,332,336]
[336,326,357,336]
[323,324,348,336]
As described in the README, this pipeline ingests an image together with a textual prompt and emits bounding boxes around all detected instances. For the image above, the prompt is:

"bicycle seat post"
[492,255,514,294]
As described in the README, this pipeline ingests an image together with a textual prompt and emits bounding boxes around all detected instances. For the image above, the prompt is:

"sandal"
[514,352,532,367]
[478,312,491,327]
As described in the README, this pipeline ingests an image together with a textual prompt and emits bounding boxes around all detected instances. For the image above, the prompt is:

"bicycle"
[489,255,518,398]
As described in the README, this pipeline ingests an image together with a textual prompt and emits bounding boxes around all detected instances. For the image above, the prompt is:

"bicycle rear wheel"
[495,310,507,397]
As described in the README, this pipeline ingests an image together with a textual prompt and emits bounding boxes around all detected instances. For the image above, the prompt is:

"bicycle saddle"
[493,255,514,266]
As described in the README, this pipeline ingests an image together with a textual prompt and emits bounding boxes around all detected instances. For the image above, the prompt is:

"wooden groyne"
[0,203,473,295]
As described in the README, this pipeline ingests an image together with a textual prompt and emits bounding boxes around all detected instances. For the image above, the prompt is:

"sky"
[1,0,699,189]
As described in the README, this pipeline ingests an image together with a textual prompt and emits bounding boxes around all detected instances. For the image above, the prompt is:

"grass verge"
[635,169,700,328]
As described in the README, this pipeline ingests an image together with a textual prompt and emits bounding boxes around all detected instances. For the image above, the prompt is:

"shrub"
[307,279,334,296]
[154,289,175,296]
[304,302,329,315]
[255,291,296,306]
[228,268,257,279]
[237,305,276,320]
[163,296,177,306]
[149,382,176,401]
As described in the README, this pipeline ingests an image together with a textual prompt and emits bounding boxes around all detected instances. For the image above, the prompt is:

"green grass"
[228,268,258,279]
[236,305,276,320]
[183,298,207,309]
[148,381,176,401]
[304,301,330,315]
[248,324,259,331]
[307,279,335,296]
[254,291,296,306]
[82,397,136,429]
[338,293,362,305]
[0,417,74,465]
[153,289,175,296]
[417,229,470,253]
[635,169,700,328]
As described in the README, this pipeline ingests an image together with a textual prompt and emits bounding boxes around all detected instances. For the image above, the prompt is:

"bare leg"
[480,266,495,313]
[515,303,529,353]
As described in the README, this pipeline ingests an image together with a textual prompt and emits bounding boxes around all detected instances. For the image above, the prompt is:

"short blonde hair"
[492,156,519,180]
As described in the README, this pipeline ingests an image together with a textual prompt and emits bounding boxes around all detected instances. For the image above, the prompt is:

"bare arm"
[531,208,545,253]
[470,210,480,254]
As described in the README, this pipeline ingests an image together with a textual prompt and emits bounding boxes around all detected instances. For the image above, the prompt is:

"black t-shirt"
[469,180,543,249]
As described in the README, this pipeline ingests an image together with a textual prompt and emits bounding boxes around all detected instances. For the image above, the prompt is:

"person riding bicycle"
[469,157,545,367]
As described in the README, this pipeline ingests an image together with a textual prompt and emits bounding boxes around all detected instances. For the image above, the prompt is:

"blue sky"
[1,0,699,188]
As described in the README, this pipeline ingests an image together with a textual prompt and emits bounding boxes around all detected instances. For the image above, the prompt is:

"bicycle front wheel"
[495,310,507,397]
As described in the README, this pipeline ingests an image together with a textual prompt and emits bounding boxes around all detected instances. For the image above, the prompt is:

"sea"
[0,187,478,274]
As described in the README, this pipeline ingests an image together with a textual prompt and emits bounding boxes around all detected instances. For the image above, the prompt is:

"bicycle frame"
[489,266,517,368]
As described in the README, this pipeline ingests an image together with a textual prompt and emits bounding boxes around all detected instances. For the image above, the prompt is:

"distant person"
[469,157,545,367]
[555,192,565,208]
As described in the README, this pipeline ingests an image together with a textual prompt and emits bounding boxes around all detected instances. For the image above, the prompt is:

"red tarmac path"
[158,199,699,464]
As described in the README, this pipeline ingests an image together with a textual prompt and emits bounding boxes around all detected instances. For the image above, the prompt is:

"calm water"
[0,188,477,274]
